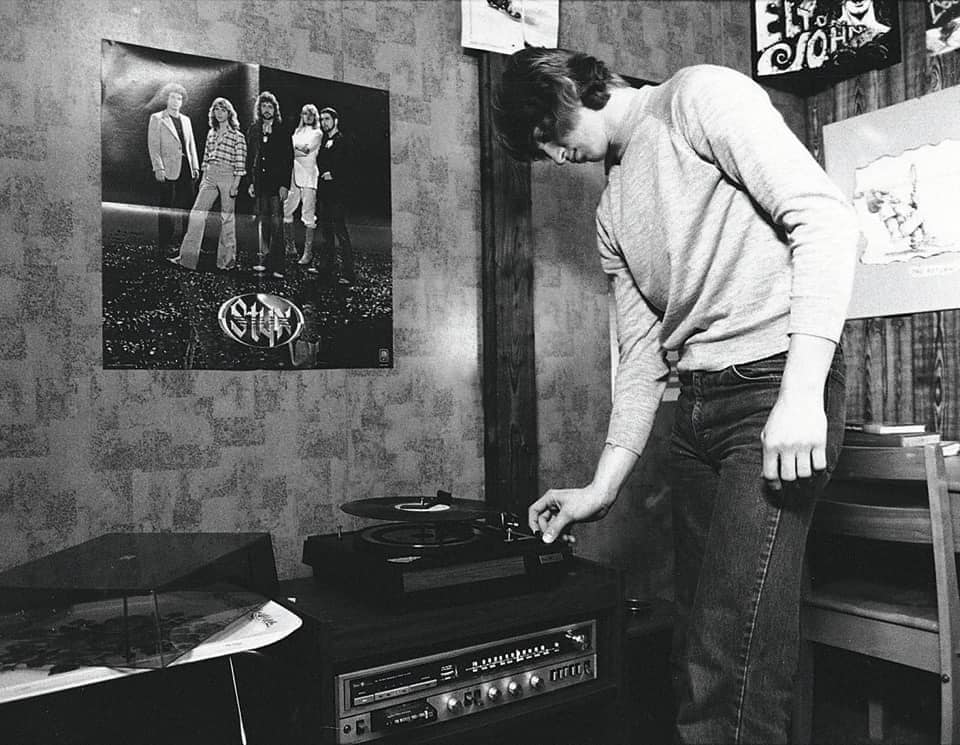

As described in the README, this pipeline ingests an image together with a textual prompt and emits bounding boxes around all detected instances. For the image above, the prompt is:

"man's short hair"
[158,82,187,106]
[493,47,625,161]
[320,106,339,121]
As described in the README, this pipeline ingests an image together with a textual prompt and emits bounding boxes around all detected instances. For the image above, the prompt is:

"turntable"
[303,491,572,605]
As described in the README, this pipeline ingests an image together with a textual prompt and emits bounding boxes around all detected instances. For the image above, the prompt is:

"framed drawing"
[823,84,960,318]
[100,40,393,370]
[460,0,559,55]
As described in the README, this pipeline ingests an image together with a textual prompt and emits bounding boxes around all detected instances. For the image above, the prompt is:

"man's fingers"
[795,450,814,479]
[762,443,780,483]
[529,496,560,536]
[764,444,827,490]
[779,451,798,482]
[811,445,827,472]
[541,510,572,544]
[527,496,551,534]
[528,494,573,544]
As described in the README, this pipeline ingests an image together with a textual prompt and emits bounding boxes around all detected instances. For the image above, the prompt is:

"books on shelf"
[859,422,928,435]
[843,428,941,447]
[842,441,960,456]
[844,422,960,457]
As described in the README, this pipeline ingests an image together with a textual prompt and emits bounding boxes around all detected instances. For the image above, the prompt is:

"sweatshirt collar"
[606,85,652,167]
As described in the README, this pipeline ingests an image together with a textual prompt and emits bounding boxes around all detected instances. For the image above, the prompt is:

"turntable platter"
[341,493,488,522]
[359,522,479,550]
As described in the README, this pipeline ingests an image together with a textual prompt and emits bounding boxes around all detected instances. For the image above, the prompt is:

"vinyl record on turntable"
[359,522,479,550]
[341,490,488,522]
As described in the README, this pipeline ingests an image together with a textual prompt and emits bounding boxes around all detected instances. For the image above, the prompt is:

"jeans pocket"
[827,356,846,388]
[728,354,787,383]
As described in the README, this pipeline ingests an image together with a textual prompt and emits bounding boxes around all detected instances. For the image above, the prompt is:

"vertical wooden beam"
[478,53,538,517]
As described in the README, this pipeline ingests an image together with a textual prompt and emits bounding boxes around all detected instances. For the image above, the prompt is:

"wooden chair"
[793,444,960,745]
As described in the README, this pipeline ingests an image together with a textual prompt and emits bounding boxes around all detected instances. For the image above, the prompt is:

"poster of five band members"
[101,40,393,370]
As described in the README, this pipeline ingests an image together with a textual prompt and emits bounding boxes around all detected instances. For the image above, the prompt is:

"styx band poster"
[752,0,901,92]
[100,40,393,370]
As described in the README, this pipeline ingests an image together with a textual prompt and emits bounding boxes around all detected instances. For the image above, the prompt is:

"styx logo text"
[218,293,304,348]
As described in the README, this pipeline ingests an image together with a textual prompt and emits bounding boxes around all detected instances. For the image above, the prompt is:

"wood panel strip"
[913,313,938,432]
[478,53,538,517]
[900,0,928,99]
[890,315,913,420]
[944,311,960,438]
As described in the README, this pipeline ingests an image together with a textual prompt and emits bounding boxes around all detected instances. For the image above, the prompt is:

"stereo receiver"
[335,620,597,743]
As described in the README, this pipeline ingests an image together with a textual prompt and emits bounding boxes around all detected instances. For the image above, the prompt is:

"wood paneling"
[807,5,960,440]
[479,54,538,516]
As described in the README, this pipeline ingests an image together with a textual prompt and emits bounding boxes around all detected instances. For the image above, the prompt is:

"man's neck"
[165,108,180,117]
[326,126,339,138]
[603,86,645,162]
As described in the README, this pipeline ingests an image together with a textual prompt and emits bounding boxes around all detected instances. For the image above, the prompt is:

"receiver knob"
[529,674,544,691]
[446,697,463,714]
[487,685,502,702]
[564,629,589,651]
[507,680,521,697]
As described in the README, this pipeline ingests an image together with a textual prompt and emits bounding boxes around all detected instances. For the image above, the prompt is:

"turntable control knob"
[529,675,545,691]
[507,681,521,697]
[446,697,463,714]
[487,685,502,702]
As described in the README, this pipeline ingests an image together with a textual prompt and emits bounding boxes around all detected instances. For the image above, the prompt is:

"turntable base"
[303,520,571,605]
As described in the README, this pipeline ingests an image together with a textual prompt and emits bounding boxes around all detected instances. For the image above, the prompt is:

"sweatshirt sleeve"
[674,66,860,343]
[597,206,669,457]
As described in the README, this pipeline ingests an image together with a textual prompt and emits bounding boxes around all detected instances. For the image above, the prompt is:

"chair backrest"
[822,444,960,740]
[815,446,952,545]
[832,445,934,483]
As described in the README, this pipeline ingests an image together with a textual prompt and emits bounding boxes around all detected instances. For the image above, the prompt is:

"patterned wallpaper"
[0,0,807,596]
[0,0,485,578]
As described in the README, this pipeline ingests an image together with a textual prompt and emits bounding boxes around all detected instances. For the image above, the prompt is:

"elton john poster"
[100,40,393,370]
[752,0,901,91]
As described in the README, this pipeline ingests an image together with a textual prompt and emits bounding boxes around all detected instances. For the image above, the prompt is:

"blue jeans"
[669,349,846,744]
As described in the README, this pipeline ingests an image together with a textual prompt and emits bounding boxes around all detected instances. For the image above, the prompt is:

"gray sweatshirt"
[597,65,859,456]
